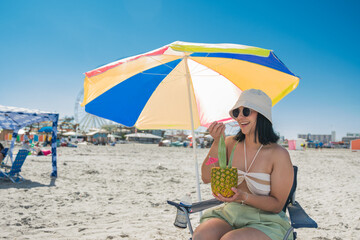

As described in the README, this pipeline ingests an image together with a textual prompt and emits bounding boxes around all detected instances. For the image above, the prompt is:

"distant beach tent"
[350,139,360,151]
[125,133,161,144]
[0,105,59,177]
[62,131,77,136]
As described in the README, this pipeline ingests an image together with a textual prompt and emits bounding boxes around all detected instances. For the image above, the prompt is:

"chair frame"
[167,166,317,240]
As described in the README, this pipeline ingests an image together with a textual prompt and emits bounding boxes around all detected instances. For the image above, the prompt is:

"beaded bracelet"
[241,192,249,205]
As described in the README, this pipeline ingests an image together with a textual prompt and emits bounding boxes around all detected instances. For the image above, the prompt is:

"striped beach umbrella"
[82,41,298,129]
[82,41,299,201]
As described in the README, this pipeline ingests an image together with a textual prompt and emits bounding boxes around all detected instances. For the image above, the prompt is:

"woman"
[32,143,52,156]
[193,89,294,240]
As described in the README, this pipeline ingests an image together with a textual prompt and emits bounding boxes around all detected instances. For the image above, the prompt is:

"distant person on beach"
[32,143,51,156]
[22,140,32,151]
[24,132,29,141]
[300,142,306,151]
[200,138,205,148]
[194,89,294,240]
[44,134,52,146]
[44,135,49,146]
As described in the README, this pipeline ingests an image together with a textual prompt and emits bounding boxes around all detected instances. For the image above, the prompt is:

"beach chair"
[0,149,29,183]
[167,166,317,240]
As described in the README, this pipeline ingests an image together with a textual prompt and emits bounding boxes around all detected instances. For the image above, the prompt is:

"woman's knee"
[220,228,271,240]
[193,229,211,240]
[193,219,232,240]
[193,227,219,240]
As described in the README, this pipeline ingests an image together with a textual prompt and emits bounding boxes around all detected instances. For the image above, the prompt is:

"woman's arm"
[266,147,294,212]
[214,146,294,213]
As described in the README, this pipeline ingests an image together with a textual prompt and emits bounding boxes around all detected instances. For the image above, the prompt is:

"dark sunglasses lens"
[232,109,239,118]
[243,107,250,117]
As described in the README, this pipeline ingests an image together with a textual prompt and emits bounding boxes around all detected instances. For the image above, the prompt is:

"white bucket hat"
[229,89,273,123]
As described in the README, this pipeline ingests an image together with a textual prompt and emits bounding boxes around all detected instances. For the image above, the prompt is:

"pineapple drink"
[211,135,238,198]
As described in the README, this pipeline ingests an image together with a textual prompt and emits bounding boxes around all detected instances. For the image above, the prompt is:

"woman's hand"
[212,188,246,203]
[208,121,225,142]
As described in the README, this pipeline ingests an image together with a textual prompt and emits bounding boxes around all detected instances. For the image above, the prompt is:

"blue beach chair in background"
[167,166,317,240]
[0,149,29,183]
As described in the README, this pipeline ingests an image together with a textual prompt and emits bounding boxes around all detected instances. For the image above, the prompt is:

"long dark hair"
[234,113,279,145]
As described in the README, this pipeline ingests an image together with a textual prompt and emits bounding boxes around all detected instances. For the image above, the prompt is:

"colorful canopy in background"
[39,126,53,133]
[0,105,59,177]
[82,41,299,130]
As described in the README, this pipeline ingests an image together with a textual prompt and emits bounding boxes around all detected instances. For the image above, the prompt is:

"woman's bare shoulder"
[266,143,291,163]
[266,144,293,179]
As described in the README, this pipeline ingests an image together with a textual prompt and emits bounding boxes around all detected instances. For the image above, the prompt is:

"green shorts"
[200,202,293,240]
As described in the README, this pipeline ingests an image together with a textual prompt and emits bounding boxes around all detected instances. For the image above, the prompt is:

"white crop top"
[237,142,271,196]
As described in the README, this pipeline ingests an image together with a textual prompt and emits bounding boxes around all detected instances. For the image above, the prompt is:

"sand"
[0,144,359,239]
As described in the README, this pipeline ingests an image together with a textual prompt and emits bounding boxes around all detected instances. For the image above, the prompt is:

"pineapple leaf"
[218,135,226,169]
[227,141,238,168]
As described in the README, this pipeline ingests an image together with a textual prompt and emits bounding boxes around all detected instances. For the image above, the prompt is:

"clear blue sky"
[0,0,359,140]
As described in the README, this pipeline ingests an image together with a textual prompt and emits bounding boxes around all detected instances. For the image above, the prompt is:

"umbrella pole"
[184,56,202,206]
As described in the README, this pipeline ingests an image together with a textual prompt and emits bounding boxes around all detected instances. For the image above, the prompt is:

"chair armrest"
[0,164,11,169]
[167,200,192,213]
[191,198,223,213]
[167,198,223,214]
[287,201,318,229]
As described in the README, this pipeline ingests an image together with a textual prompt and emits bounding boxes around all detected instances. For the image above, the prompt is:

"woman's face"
[235,107,258,135]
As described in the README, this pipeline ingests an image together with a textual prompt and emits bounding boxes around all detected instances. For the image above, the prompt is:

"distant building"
[342,132,360,145]
[331,131,336,142]
[86,130,108,145]
[346,133,360,138]
[297,131,335,143]
[297,134,307,141]
[151,130,165,137]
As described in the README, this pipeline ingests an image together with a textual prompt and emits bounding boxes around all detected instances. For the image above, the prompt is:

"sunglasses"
[232,107,252,118]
